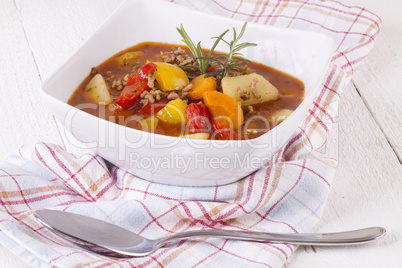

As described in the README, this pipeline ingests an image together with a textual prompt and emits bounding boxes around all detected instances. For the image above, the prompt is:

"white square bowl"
[42,0,334,186]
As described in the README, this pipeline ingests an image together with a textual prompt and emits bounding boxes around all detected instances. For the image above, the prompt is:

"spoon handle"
[159,227,386,246]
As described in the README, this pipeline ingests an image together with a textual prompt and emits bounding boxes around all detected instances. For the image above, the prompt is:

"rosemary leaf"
[227,64,241,70]
[235,22,247,43]
[208,29,229,58]
[197,41,206,73]
[176,25,198,60]
[176,22,257,79]
[204,71,223,78]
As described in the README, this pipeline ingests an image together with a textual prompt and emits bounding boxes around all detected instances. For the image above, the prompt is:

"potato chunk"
[84,74,113,105]
[181,133,210,140]
[222,73,279,106]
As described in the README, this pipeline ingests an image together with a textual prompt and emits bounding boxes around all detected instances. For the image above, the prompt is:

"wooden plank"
[0,0,63,266]
[14,0,123,80]
[0,0,63,159]
[346,0,402,162]
[287,83,402,267]
[287,0,402,265]
[15,0,123,154]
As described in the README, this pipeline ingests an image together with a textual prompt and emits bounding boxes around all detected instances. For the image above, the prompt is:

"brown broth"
[68,42,304,140]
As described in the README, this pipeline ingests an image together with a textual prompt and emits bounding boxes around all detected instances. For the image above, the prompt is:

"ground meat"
[111,80,124,90]
[173,47,185,55]
[140,93,154,106]
[167,92,180,100]
[160,47,196,66]
[161,51,175,63]
[146,73,156,90]
[233,64,252,73]
[139,87,190,106]
[250,78,260,99]
[246,105,254,115]
[182,83,193,92]
[175,83,193,100]
[177,83,192,99]
[140,89,168,106]
[110,74,128,91]
[237,87,250,101]
[176,54,193,66]
[227,64,252,77]
[145,93,155,104]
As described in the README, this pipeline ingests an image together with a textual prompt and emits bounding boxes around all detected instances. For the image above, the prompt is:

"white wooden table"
[1,0,401,267]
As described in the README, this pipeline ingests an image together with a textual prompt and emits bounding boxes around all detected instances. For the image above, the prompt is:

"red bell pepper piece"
[186,103,212,133]
[115,74,148,111]
[213,120,240,140]
[138,62,157,80]
[206,65,217,73]
[114,63,157,112]
[138,99,169,115]
[125,73,138,87]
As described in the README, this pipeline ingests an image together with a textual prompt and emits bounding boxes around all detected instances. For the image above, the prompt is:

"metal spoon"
[33,209,386,258]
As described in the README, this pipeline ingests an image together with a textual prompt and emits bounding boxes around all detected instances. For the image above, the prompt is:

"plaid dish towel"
[0,0,380,267]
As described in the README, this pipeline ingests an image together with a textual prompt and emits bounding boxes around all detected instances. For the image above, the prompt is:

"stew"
[68,40,304,140]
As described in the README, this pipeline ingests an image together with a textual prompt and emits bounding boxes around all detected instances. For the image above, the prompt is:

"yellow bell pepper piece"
[156,99,187,124]
[153,62,189,91]
[116,51,143,66]
[139,116,159,132]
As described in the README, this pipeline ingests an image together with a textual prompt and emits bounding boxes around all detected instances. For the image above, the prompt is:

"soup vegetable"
[68,23,304,140]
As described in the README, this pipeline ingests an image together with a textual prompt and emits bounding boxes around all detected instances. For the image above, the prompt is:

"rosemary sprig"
[176,22,257,79]
[213,22,257,78]
[176,25,228,74]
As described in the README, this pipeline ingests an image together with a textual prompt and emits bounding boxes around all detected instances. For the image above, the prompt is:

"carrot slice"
[203,91,244,129]
[187,74,217,100]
